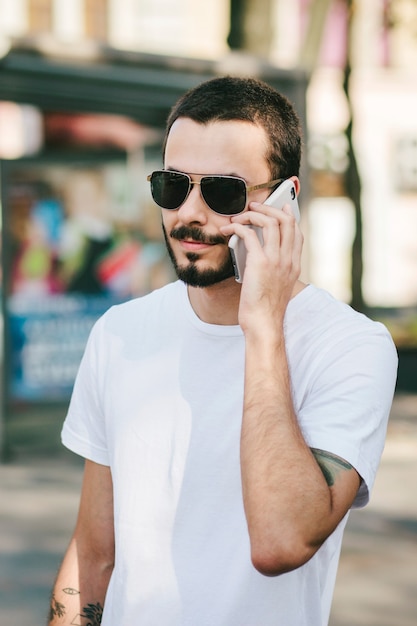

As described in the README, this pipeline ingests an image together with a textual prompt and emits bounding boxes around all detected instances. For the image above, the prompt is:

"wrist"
[243,316,285,345]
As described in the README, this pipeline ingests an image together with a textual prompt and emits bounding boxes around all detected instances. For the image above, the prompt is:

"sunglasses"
[147,170,285,216]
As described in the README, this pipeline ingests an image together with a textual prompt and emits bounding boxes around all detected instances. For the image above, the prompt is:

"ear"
[289,176,301,196]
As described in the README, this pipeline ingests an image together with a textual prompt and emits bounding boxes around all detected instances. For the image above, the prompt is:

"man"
[48,76,397,626]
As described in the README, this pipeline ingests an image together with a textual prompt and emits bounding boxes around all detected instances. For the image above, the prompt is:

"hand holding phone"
[228,179,300,283]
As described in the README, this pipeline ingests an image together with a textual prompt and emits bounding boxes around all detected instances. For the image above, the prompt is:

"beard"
[162,223,235,288]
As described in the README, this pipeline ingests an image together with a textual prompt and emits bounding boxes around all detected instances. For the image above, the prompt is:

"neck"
[187,278,241,325]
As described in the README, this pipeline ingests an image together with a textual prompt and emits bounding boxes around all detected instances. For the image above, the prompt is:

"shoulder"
[286,285,398,409]
[97,280,184,331]
[83,281,187,360]
[287,285,397,359]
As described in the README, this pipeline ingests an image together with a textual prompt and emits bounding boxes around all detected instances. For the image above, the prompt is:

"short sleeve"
[61,314,110,466]
[294,322,398,508]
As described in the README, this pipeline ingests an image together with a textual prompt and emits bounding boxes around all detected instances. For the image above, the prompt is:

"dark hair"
[163,76,302,179]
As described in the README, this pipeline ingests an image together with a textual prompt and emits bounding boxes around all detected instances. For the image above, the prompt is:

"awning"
[0,37,308,129]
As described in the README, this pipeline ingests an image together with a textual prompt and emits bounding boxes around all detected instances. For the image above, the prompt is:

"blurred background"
[0,1,416,625]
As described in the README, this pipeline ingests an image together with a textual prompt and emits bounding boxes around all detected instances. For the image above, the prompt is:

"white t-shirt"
[62,281,397,626]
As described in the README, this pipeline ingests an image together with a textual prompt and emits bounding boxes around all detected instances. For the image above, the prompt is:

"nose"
[176,182,209,224]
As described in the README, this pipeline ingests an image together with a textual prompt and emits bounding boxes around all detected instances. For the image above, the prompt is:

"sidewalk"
[0,453,83,624]
[330,392,417,626]
[0,394,416,626]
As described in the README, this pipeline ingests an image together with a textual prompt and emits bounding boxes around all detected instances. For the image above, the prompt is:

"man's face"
[161,118,272,288]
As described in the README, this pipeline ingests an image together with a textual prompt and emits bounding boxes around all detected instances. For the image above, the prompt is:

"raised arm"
[221,201,361,576]
[48,460,115,625]
[241,319,360,576]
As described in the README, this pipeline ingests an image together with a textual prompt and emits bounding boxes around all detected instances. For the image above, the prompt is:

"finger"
[249,200,298,222]
[275,207,297,258]
[221,213,278,241]
[238,217,282,257]
[226,223,267,251]
[243,207,297,257]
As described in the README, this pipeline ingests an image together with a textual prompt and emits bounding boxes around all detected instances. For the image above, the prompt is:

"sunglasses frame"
[147,170,286,216]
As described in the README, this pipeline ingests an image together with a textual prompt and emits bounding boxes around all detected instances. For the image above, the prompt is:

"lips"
[180,239,214,251]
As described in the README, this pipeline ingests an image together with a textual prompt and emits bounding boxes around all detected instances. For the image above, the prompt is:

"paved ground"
[330,392,417,626]
[0,393,416,626]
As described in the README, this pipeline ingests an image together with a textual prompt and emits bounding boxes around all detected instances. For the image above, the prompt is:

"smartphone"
[228,179,300,283]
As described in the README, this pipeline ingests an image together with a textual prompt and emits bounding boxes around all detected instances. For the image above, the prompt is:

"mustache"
[170,225,227,246]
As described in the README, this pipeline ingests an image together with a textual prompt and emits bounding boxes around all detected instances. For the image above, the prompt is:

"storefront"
[0,38,309,454]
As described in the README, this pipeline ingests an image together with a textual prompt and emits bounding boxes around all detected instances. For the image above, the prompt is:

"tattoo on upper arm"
[311,448,354,487]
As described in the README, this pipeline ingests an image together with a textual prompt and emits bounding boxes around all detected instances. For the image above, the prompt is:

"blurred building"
[1,0,417,330]
[0,1,309,409]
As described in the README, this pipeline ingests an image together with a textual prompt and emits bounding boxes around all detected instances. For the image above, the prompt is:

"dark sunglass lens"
[201,177,246,215]
[151,172,190,209]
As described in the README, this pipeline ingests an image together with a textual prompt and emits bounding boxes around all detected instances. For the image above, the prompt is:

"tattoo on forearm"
[49,593,66,620]
[49,589,102,625]
[63,588,80,596]
[79,602,103,625]
[48,588,79,621]
[311,448,354,486]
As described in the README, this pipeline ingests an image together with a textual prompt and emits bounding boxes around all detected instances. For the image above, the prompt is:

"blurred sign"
[1,147,172,405]
[8,293,120,401]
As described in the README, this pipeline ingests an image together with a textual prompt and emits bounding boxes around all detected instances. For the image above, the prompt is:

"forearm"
[49,535,113,625]
[240,329,335,574]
